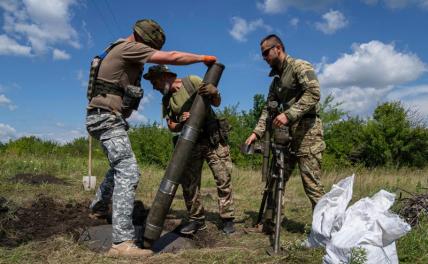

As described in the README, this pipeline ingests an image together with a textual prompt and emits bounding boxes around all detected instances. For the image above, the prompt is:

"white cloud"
[315,10,348,34]
[0,94,17,110]
[318,40,427,117]
[0,0,80,57]
[0,123,17,142]
[128,111,148,123]
[257,0,340,14]
[0,34,32,56]
[53,48,71,60]
[319,41,426,88]
[362,0,428,9]
[289,18,299,27]
[128,92,155,124]
[229,17,272,42]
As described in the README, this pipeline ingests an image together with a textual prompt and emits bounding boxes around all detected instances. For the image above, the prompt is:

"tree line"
[1,95,427,170]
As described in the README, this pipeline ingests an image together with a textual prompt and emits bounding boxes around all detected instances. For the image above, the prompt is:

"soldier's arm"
[284,61,320,124]
[252,82,277,138]
[149,51,216,65]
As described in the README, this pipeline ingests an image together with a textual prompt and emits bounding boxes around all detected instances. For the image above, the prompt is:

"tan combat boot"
[106,240,154,257]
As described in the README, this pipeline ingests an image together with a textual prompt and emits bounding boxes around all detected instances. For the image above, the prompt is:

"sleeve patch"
[305,70,318,82]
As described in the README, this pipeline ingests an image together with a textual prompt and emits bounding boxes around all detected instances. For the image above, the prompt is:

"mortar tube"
[143,63,225,248]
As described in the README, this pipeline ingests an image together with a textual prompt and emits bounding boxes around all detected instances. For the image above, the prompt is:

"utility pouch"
[204,120,221,147]
[122,85,144,112]
[273,126,291,146]
[218,118,231,143]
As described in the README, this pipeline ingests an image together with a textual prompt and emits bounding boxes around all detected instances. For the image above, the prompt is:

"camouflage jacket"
[253,55,321,138]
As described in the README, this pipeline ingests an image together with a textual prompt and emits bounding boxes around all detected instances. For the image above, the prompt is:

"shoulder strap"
[98,39,126,59]
[182,76,197,97]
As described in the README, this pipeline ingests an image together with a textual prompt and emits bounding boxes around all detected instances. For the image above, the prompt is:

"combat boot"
[180,220,207,235]
[106,240,154,257]
[222,219,235,234]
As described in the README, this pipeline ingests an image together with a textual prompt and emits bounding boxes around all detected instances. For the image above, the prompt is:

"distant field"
[0,154,427,264]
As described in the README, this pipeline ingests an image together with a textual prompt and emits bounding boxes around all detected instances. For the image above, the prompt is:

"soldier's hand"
[198,83,218,97]
[245,133,257,145]
[202,55,217,66]
[273,113,288,128]
[181,112,190,122]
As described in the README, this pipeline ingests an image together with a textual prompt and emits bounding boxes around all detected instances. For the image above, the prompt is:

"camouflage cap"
[133,19,166,50]
[143,65,177,80]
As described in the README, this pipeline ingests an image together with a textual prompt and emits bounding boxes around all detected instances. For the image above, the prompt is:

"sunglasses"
[262,45,276,58]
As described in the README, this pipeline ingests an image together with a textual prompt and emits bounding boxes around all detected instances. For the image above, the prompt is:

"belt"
[87,108,112,115]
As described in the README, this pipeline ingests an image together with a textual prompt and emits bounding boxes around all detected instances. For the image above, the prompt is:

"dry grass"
[0,155,427,263]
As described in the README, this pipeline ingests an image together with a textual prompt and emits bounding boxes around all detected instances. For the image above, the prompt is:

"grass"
[0,154,427,263]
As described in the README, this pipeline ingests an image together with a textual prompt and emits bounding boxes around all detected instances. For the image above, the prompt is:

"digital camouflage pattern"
[86,112,140,243]
[133,19,165,50]
[181,138,235,220]
[253,55,325,208]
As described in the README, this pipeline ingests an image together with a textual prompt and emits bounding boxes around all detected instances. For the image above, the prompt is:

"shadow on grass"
[243,210,307,234]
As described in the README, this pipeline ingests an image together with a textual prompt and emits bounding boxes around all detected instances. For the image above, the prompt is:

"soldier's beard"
[270,57,282,72]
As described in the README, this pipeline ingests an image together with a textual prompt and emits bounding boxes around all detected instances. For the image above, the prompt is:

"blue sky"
[1,0,427,143]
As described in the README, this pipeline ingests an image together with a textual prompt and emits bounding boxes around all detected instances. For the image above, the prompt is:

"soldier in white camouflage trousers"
[85,18,218,257]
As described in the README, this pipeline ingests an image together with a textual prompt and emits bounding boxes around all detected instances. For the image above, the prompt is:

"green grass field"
[0,154,427,263]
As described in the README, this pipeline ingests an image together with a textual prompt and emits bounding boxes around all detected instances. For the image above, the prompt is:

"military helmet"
[133,19,166,50]
[143,65,177,80]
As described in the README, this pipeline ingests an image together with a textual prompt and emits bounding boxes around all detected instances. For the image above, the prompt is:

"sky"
[0,0,427,143]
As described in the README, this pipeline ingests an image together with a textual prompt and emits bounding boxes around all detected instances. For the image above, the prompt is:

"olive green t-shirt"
[163,75,216,125]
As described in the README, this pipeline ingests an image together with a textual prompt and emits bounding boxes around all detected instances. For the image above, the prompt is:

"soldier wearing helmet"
[86,19,217,257]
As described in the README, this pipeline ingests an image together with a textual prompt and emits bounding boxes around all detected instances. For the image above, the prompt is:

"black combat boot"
[180,220,207,235]
[222,219,235,234]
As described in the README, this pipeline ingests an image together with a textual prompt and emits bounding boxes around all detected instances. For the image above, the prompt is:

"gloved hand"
[198,83,218,97]
[202,55,217,66]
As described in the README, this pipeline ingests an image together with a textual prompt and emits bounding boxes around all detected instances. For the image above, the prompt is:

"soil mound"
[10,173,68,185]
[0,195,104,247]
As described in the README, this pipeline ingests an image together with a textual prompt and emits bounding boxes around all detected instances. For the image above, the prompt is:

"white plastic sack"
[306,174,355,248]
[306,175,411,264]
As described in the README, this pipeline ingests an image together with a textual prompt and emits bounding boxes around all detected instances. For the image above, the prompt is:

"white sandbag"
[306,175,411,264]
[306,174,355,247]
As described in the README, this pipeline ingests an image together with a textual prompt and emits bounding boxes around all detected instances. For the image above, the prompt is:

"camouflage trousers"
[181,139,235,221]
[266,117,326,220]
[86,111,140,243]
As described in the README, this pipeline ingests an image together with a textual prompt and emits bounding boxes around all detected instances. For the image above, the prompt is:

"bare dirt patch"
[0,195,104,247]
[10,173,69,185]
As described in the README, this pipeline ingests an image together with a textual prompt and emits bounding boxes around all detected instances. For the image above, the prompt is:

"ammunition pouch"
[87,57,102,101]
[122,85,144,112]
[203,118,230,147]
[273,126,291,146]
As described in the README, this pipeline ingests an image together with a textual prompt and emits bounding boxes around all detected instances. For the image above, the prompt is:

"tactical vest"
[274,57,319,117]
[86,40,143,102]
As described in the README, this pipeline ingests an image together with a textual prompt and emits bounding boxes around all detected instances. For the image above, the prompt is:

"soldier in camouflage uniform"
[86,19,217,257]
[245,34,326,230]
[143,65,235,235]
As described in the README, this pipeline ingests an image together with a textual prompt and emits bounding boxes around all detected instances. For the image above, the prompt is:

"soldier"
[245,34,326,230]
[86,19,217,257]
[143,65,235,235]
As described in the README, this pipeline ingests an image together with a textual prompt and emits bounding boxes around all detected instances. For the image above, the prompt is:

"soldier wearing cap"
[143,65,236,235]
[245,34,326,232]
[85,19,217,257]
